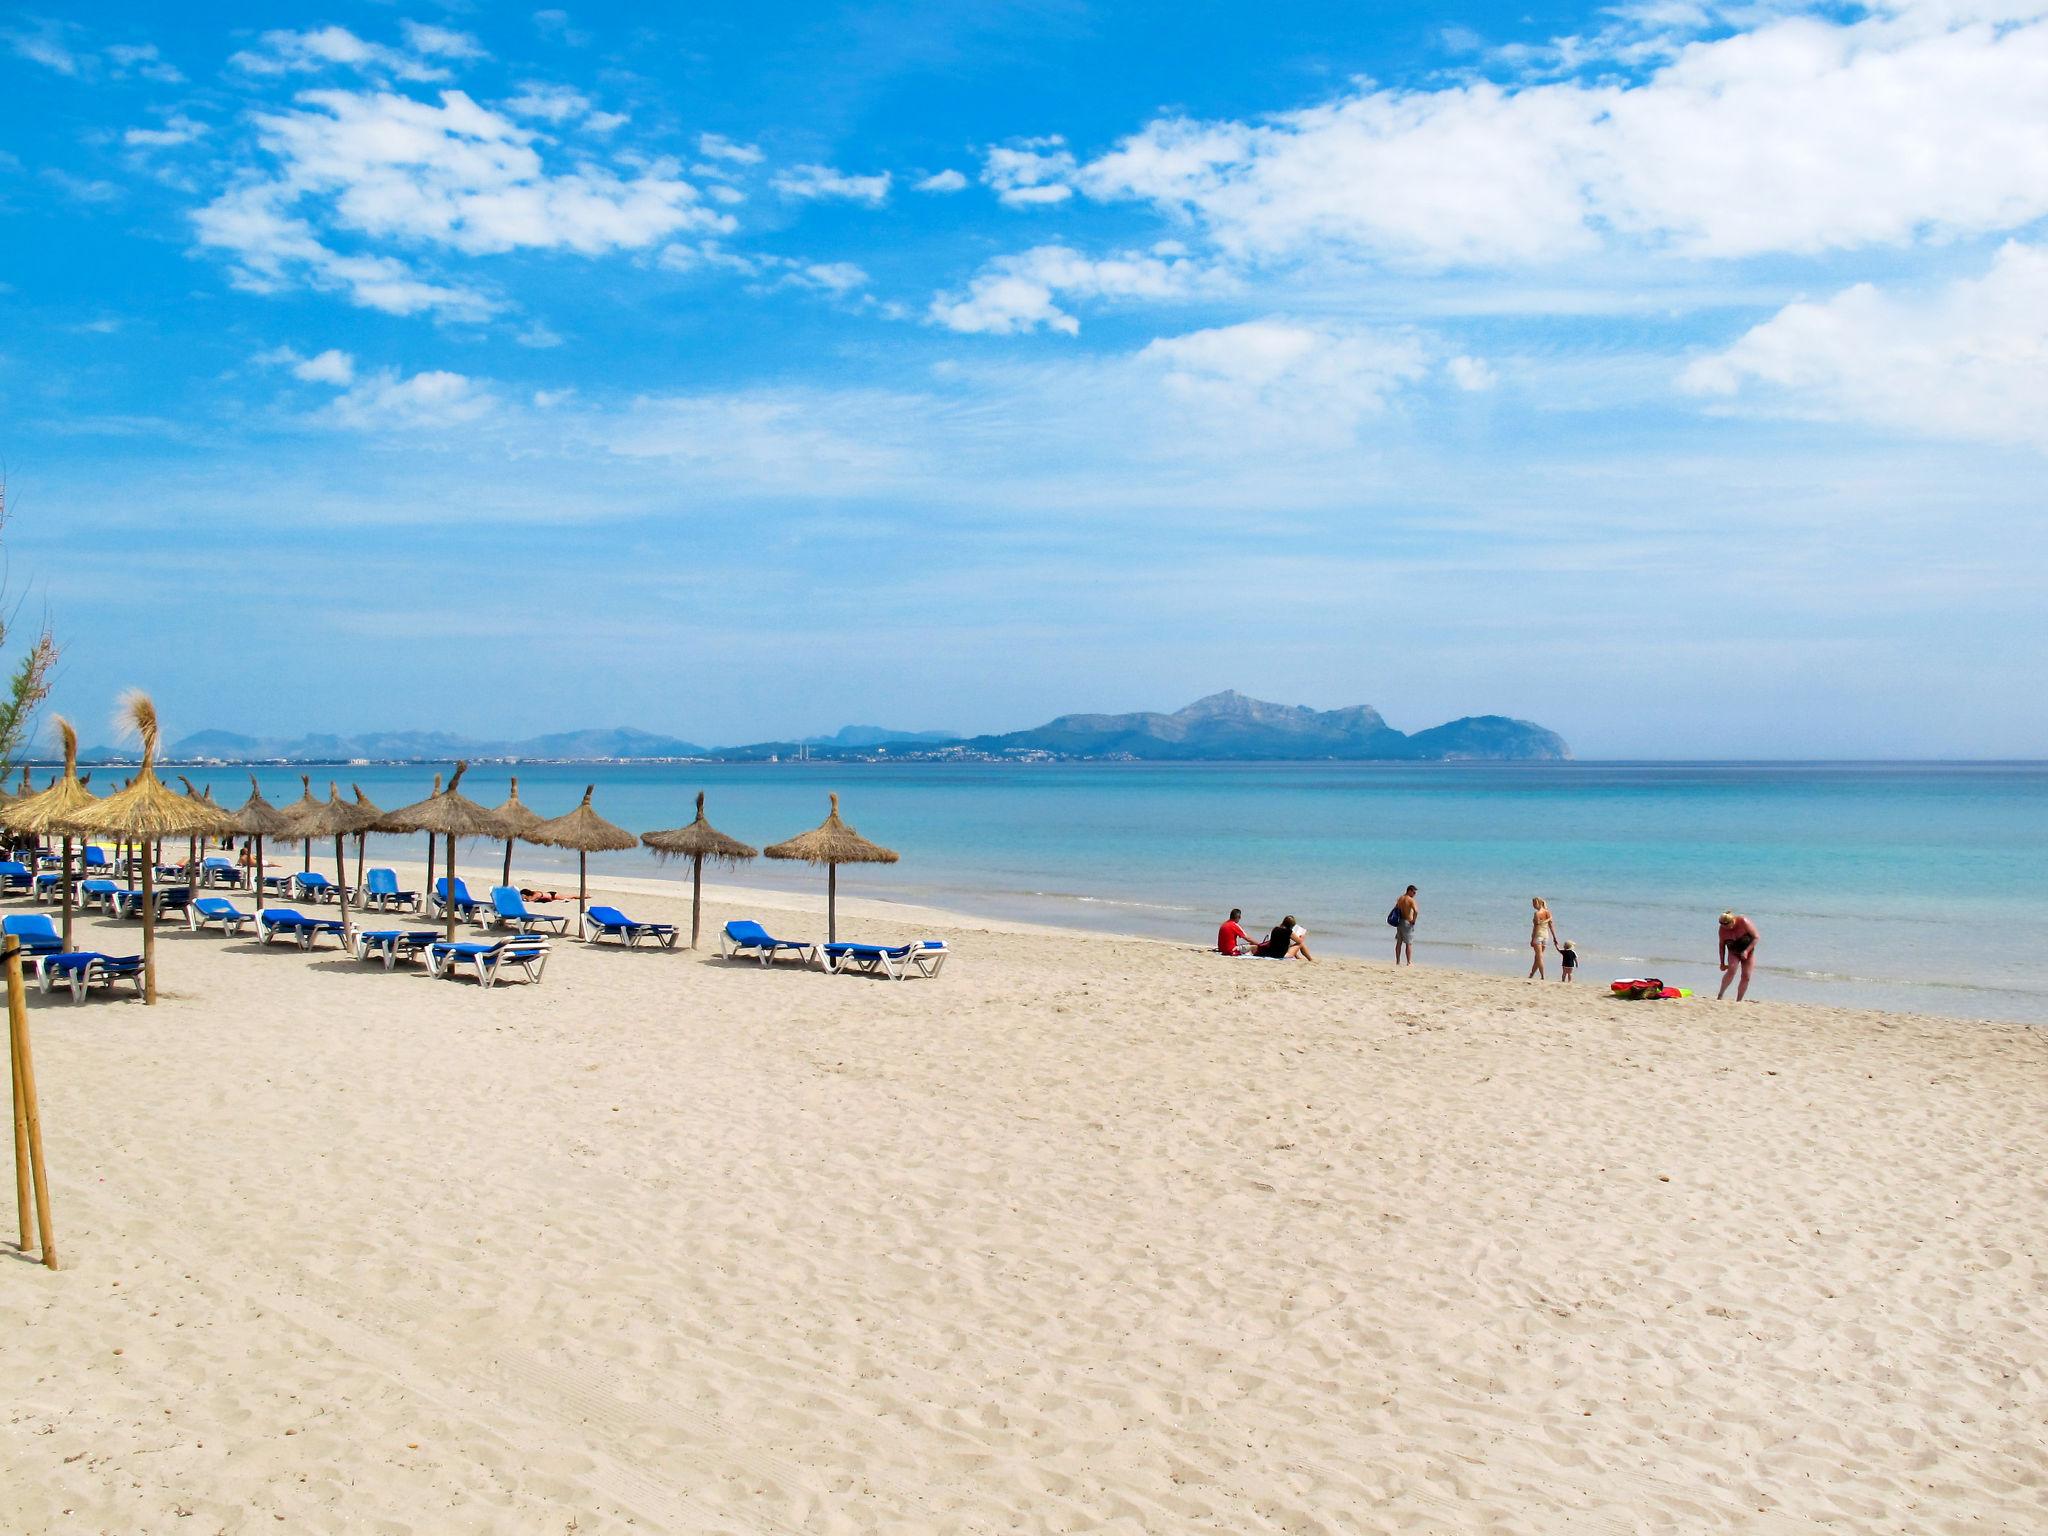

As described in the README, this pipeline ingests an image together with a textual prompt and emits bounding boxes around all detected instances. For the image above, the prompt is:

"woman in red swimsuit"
[1717,912,1760,1000]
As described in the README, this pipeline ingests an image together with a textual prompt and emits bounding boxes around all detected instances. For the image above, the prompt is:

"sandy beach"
[4,863,2044,1535]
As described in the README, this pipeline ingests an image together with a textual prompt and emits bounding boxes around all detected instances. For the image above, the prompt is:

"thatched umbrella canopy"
[526,785,635,924]
[347,784,384,893]
[375,764,506,941]
[375,772,441,898]
[293,783,371,939]
[642,791,758,949]
[176,776,224,889]
[68,693,233,1005]
[488,777,544,888]
[233,774,294,903]
[763,792,897,944]
[1,717,99,947]
[278,773,325,874]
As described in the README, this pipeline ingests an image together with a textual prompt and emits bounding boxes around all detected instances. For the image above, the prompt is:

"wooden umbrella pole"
[692,857,702,949]
[333,834,351,944]
[59,836,74,950]
[254,834,265,903]
[141,843,158,1006]
[6,936,55,1267]
[501,838,513,887]
[444,834,457,943]
[355,834,367,898]
[578,851,588,923]
[828,864,837,945]
[10,960,28,1251]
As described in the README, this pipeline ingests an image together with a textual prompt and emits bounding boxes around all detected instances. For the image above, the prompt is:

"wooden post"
[578,851,588,924]
[59,835,74,950]
[691,857,702,949]
[828,864,837,944]
[141,841,158,1005]
[333,834,352,947]
[355,833,367,899]
[10,955,28,1251]
[253,833,265,904]
[443,834,457,944]
[6,935,56,1268]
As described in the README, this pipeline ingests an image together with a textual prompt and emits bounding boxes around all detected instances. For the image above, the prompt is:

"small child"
[1558,940,1578,981]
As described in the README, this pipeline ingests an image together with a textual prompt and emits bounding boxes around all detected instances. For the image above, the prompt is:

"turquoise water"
[217,761,2048,1023]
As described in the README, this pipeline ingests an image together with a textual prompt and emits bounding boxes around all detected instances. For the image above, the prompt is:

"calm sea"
[205,761,2047,1024]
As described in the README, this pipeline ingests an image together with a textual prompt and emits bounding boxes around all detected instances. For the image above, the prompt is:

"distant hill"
[62,694,1567,764]
[959,692,1568,761]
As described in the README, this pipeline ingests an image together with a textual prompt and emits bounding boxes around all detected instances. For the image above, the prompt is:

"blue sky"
[3,0,2045,757]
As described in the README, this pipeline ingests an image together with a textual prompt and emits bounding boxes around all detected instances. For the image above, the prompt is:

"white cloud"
[916,168,968,193]
[327,368,495,430]
[229,24,483,84]
[697,133,763,165]
[1447,355,1499,391]
[1078,6,2048,268]
[981,139,1076,207]
[771,164,891,204]
[785,261,868,295]
[124,115,207,150]
[1682,240,2048,449]
[929,244,1218,335]
[194,88,729,319]
[104,42,183,83]
[502,83,591,123]
[1140,318,1432,443]
[292,348,356,385]
[42,169,122,205]
[5,19,81,75]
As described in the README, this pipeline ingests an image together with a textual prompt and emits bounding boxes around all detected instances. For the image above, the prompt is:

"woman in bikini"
[1717,912,1761,1000]
[1528,896,1558,979]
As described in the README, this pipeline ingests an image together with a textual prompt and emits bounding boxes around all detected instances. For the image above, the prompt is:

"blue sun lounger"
[187,897,254,937]
[352,928,440,970]
[364,868,420,913]
[39,951,145,1003]
[200,856,242,887]
[821,939,949,979]
[0,860,33,895]
[719,919,818,966]
[491,886,569,934]
[292,870,346,904]
[583,905,678,949]
[3,913,65,975]
[79,878,121,913]
[427,935,551,987]
[432,877,485,921]
[257,908,347,950]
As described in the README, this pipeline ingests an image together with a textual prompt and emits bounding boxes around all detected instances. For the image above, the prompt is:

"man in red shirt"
[1217,908,1254,955]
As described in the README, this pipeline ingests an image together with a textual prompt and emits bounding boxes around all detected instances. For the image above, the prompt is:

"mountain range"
[68,693,1568,764]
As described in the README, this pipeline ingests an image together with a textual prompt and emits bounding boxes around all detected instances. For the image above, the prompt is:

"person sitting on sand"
[1217,908,1256,956]
[1258,916,1315,961]
[1717,911,1761,1000]
[1528,897,1559,979]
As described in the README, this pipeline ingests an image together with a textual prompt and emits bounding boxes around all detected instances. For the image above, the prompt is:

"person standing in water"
[1391,885,1418,966]
[1528,896,1559,979]
[1717,911,1761,1000]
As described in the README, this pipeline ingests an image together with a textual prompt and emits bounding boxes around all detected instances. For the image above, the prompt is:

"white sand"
[4,861,2045,1534]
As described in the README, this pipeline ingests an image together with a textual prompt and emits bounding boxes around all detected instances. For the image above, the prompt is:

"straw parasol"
[233,774,294,906]
[176,776,222,889]
[642,791,757,949]
[292,783,371,940]
[278,773,325,874]
[68,693,233,1005]
[763,792,897,944]
[374,772,443,898]
[0,717,98,948]
[488,777,544,888]
[349,784,384,894]
[375,764,506,941]
[526,785,635,925]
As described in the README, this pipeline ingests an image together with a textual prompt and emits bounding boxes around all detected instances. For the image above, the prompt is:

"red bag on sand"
[1610,978,1664,999]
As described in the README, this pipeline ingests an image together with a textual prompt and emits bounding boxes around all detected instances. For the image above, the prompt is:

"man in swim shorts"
[1392,885,1418,966]
[1717,911,1761,1000]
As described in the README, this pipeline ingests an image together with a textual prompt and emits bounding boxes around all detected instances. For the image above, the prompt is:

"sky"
[2,0,2045,758]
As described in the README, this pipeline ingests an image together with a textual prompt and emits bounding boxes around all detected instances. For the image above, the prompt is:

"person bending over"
[1717,911,1761,1000]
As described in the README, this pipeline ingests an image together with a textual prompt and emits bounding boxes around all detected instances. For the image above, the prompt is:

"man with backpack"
[1389,885,1418,966]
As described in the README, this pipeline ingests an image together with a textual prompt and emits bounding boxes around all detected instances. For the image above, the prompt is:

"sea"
[202,760,2047,1025]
